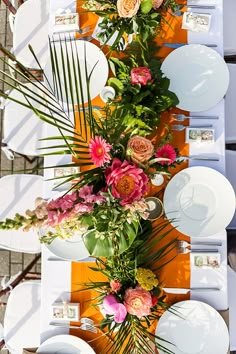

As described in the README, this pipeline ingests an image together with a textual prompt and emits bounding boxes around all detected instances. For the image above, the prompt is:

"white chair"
[12,0,49,69]
[0,174,43,253]
[225,64,236,143]
[1,83,47,161]
[226,150,236,229]
[228,265,236,351]
[3,281,41,354]
[223,0,236,55]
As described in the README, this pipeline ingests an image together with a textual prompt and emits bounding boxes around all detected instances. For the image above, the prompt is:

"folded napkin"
[218,309,230,354]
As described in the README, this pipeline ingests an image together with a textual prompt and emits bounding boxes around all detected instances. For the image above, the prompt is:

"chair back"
[225,64,236,143]
[224,0,236,55]
[4,281,41,354]
[226,150,236,228]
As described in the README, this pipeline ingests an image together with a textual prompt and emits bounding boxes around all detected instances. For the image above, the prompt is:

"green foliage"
[107,56,179,134]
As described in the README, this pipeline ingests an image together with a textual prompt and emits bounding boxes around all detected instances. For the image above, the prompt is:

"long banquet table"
[36,0,232,352]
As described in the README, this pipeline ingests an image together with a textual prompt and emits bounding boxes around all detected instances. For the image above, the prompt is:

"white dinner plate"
[163,166,236,237]
[39,226,90,261]
[161,44,229,112]
[44,40,109,105]
[156,300,229,354]
[36,334,95,354]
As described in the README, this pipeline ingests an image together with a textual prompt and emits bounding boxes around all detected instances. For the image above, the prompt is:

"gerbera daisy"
[89,136,112,167]
[155,144,176,165]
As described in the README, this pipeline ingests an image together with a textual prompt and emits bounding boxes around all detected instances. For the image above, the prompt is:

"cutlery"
[171,124,212,131]
[177,247,218,254]
[186,5,216,9]
[178,155,219,162]
[163,43,217,49]
[177,240,222,248]
[171,113,219,122]
[50,322,97,333]
[163,287,220,294]
[80,317,94,325]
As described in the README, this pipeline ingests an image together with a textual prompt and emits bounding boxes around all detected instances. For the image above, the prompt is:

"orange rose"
[152,0,163,10]
[127,136,154,163]
[117,0,141,18]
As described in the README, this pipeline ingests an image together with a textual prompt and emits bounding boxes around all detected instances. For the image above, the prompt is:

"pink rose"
[127,136,154,163]
[124,286,153,318]
[110,279,122,292]
[104,158,148,205]
[102,294,127,323]
[131,67,152,86]
[117,0,141,18]
[152,0,163,10]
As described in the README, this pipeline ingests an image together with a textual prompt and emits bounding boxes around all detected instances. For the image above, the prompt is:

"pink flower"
[131,67,152,86]
[124,286,153,318]
[73,203,93,213]
[155,144,177,165]
[110,279,122,292]
[102,294,127,323]
[117,0,141,18]
[152,0,163,10]
[89,136,112,167]
[104,158,148,205]
[127,136,154,163]
[112,303,127,323]
[103,294,118,315]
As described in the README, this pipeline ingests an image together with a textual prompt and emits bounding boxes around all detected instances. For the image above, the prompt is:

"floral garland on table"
[77,220,176,354]
[108,56,179,133]
[83,0,180,51]
[0,133,180,257]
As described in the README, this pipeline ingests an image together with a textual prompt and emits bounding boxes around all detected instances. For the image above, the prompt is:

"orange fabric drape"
[71,2,191,352]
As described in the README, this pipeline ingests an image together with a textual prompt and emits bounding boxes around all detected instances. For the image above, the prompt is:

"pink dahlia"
[131,67,152,86]
[89,136,112,167]
[124,286,152,319]
[155,144,177,165]
[104,158,148,205]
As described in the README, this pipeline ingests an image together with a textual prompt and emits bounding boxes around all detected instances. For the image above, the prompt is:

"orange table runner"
[70,2,191,352]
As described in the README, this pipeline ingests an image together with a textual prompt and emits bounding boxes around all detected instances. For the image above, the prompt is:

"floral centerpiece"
[108,56,179,132]
[77,220,176,353]
[83,0,180,51]
[0,133,179,256]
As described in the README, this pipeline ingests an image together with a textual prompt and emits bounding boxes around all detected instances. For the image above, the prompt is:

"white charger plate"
[163,166,235,237]
[156,300,229,354]
[44,40,108,105]
[161,44,229,112]
[36,334,95,354]
[39,226,90,261]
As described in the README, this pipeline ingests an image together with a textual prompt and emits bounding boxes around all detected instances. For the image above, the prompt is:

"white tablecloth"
[40,0,228,344]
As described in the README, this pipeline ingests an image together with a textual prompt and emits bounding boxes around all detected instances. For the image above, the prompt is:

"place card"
[53,9,79,33]
[54,166,80,178]
[51,302,80,321]
[182,12,212,33]
[185,127,215,143]
[191,253,221,269]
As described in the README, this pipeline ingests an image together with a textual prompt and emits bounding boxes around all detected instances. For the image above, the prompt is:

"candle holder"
[145,197,164,220]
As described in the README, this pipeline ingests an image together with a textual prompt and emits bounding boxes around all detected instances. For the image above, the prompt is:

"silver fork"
[178,155,219,162]
[80,317,94,325]
[172,114,219,122]
[171,124,213,131]
[177,247,218,254]
[176,240,222,248]
[50,322,97,333]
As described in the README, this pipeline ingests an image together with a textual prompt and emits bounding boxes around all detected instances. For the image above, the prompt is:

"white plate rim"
[36,334,95,354]
[155,300,229,354]
[163,166,236,237]
[161,44,229,112]
[44,39,109,105]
